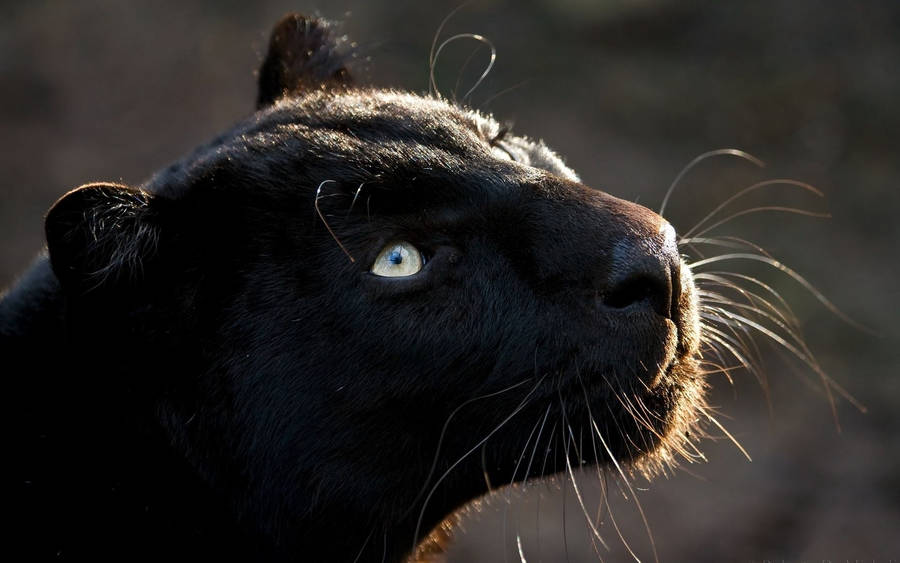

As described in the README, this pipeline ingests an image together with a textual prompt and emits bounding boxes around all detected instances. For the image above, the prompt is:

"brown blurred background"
[2,1,898,561]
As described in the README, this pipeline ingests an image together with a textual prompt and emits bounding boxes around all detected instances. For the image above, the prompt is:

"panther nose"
[601,221,681,320]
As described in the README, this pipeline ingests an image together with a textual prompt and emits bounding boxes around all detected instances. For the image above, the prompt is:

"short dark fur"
[4,14,703,562]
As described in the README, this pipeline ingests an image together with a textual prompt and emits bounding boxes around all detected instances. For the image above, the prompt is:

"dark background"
[3,1,898,561]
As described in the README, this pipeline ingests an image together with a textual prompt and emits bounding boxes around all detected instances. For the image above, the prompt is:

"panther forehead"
[152,88,579,201]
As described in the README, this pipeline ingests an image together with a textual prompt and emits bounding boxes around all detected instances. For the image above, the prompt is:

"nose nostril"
[669,262,682,321]
[600,220,682,319]
[602,274,669,315]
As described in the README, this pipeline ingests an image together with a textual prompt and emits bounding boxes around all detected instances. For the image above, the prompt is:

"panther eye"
[370,241,424,277]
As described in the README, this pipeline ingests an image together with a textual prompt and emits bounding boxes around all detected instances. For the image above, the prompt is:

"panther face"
[34,14,705,562]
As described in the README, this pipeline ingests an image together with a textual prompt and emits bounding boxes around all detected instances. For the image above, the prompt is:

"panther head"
[41,14,705,562]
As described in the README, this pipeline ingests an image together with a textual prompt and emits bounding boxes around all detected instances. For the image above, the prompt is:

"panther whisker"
[700,311,759,363]
[702,307,822,383]
[698,339,738,385]
[699,292,788,363]
[506,404,552,502]
[430,33,497,104]
[406,377,535,518]
[696,361,745,379]
[559,394,610,556]
[453,44,485,102]
[706,307,867,420]
[351,527,375,563]
[591,473,628,561]
[591,417,654,563]
[701,294,807,353]
[594,371,642,457]
[659,148,765,217]
[346,182,367,217]
[700,271,802,330]
[699,322,757,378]
[626,393,691,464]
[692,206,831,239]
[618,391,663,461]
[679,235,777,259]
[617,393,658,452]
[481,444,492,491]
[634,394,706,464]
[540,421,559,483]
[574,380,614,555]
[411,375,546,554]
[428,3,469,96]
[689,252,873,335]
[700,307,772,406]
[589,427,612,549]
[522,404,553,488]
[558,413,572,563]
[700,299,768,358]
[314,179,356,263]
[696,274,801,332]
[680,178,823,240]
[604,388,639,462]
[480,78,534,109]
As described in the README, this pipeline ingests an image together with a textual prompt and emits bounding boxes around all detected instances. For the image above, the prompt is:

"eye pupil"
[371,241,422,278]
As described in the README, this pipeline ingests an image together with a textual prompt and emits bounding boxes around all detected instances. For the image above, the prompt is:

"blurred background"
[2,1,898,561]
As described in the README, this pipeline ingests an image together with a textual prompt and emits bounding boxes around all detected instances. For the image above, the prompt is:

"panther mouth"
[571,260,703,470]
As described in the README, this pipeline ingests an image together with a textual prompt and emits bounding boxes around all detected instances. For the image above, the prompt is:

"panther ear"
[257,13,353,109]
[45,183,161,294]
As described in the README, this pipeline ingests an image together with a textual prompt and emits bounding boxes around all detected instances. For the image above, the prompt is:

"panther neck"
[3,257,269,560]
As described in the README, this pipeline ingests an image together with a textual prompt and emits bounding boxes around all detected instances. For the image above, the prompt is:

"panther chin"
[616,259,706,475]
[542,257,706,479]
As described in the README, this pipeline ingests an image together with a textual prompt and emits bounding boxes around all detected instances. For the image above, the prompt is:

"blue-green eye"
[371,241,424,277]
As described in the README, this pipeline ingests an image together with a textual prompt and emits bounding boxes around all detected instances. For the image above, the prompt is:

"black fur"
[4,14,703,562]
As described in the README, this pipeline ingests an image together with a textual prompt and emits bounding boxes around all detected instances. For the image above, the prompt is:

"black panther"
[3,14,706,562]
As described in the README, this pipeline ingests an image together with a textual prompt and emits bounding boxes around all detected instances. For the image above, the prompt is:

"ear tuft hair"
[257,13,354,109]
[45,183,161,294]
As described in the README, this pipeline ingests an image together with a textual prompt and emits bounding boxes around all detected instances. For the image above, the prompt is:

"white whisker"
[692,206,830,239]
[689,252,872,334]
[659,149,765,217]
[681,178,822,240]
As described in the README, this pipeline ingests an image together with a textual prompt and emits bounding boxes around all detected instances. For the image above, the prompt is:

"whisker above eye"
[428,3,469,96]
[346,182,367,217]
[314,179,356,263]
[430,33,497,103]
